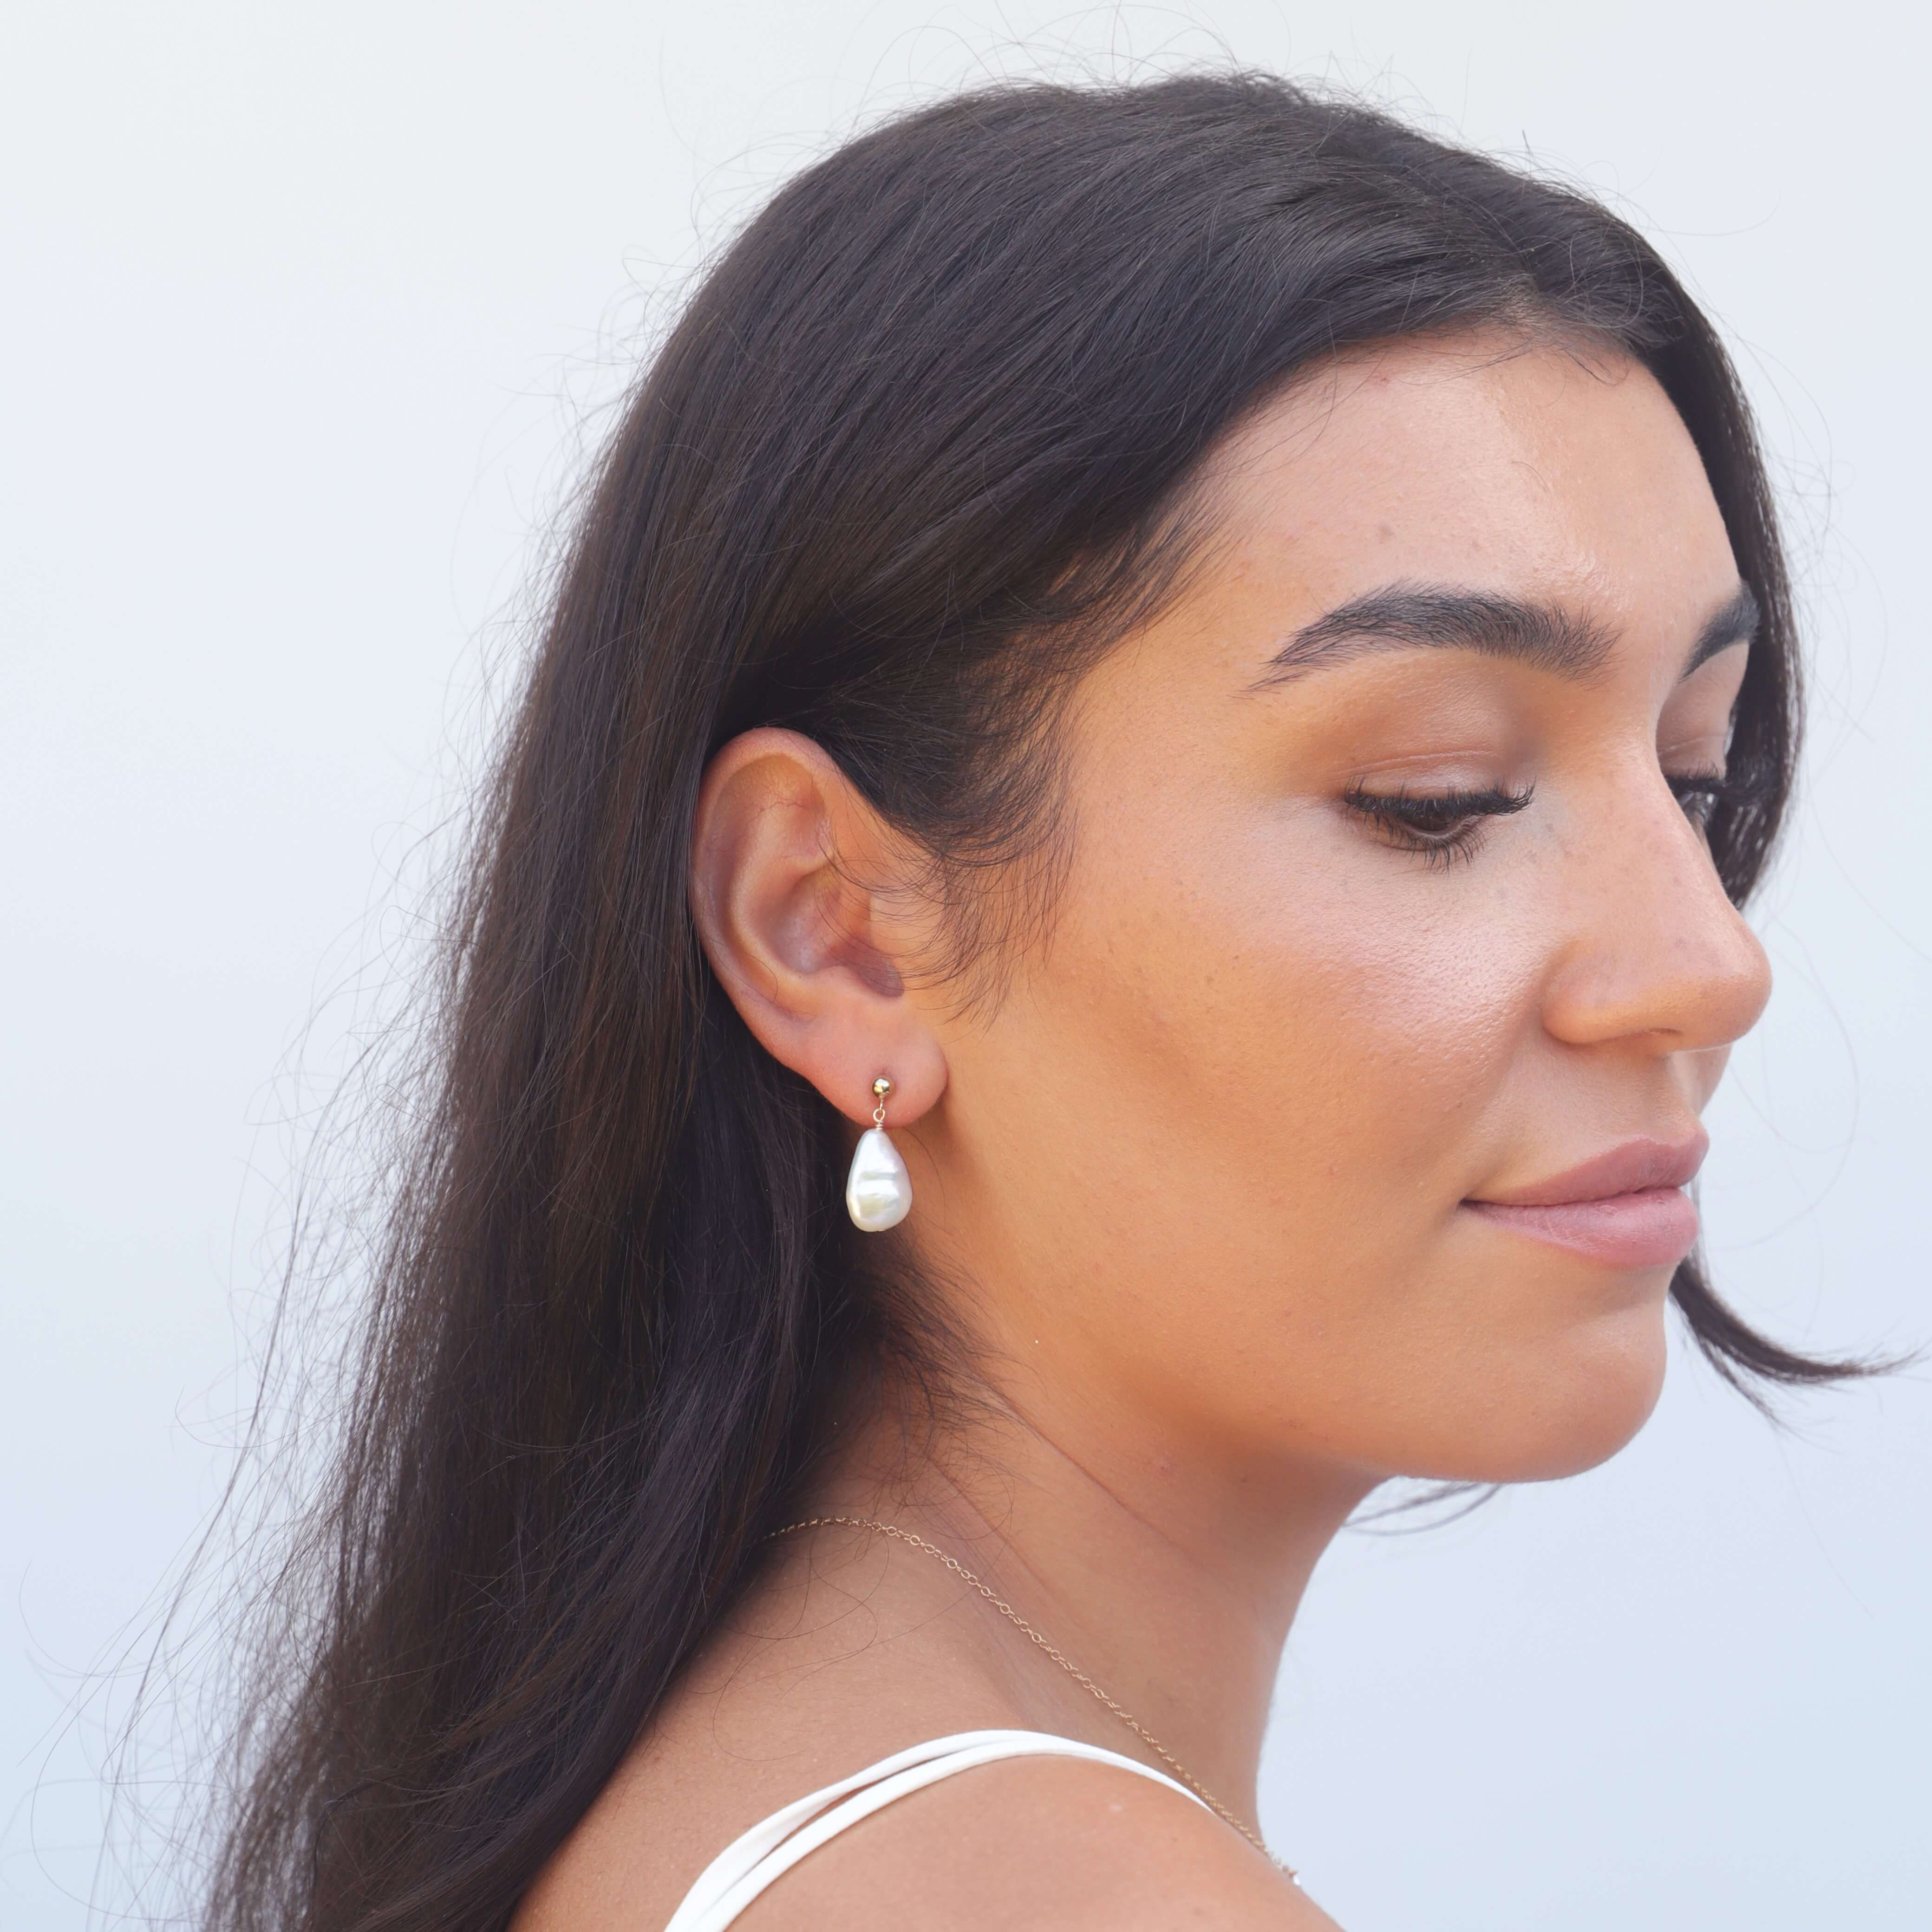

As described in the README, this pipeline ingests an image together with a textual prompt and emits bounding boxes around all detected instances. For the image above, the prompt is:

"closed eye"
[1667,770,1728,833]
[1342,781,1534,868]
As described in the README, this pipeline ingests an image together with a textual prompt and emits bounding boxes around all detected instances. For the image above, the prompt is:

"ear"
[689,728,947,1127]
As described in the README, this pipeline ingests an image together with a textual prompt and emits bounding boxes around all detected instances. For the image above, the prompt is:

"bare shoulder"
[727,1751,1342,1932]
[513,1534,1340,1932]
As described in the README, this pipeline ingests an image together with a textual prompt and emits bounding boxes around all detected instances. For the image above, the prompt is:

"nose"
[1540,768,1773,1055]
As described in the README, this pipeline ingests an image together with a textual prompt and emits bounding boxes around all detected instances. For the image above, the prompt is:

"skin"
[514,330,1771,1930]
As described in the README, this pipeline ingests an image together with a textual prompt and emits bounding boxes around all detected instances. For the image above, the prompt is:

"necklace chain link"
[766,1514,1295,1880]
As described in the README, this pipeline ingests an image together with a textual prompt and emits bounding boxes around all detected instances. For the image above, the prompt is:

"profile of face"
[693,331,1771,1496]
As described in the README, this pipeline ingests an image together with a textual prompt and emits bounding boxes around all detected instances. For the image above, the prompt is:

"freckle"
[1377,521,1393,541]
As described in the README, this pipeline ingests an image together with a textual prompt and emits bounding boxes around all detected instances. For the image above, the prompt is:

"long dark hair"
[207,71,1863,1932]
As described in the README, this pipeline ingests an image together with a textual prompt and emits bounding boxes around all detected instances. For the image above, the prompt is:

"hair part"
[202,70,1869,1932]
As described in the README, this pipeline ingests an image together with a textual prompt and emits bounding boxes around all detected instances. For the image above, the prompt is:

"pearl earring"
[845,1075,912,1232]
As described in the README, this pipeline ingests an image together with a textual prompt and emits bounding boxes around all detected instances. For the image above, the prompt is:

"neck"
[810,1360,1376,1827]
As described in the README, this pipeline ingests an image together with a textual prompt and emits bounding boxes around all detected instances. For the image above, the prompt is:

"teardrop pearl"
[845,1126,912,1232]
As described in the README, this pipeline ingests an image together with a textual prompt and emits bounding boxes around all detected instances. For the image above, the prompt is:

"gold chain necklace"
[767,1514,1296,1881]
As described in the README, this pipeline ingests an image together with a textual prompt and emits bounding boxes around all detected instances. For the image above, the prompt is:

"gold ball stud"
[872,1076,894,1103]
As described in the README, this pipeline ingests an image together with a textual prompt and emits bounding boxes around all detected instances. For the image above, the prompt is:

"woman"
[210,72,1867,1931]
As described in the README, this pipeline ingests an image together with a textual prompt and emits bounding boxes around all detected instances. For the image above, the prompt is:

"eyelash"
[1344,770,1732,867]
[1342,781,1534,867]
[1667,770,1728,832]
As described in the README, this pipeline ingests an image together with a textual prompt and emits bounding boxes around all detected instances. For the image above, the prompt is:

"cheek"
[1002,797,1540,1397]
[1073,802,1538,1217]
[1012,796,1664,1484]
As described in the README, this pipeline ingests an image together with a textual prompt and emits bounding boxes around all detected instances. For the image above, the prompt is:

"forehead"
[1194,332,1737,622]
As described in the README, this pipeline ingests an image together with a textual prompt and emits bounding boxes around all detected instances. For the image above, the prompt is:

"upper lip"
[1469,1131,1709,1208]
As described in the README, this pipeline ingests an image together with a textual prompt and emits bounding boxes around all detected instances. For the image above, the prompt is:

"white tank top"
[662,1728,1208,1931]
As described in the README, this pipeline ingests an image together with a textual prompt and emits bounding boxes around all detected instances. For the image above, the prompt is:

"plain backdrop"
[3,4,1927,1927]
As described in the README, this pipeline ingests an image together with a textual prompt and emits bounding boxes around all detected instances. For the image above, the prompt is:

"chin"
[1402,1299,1673,1486]
[1503,1305,1672,1482]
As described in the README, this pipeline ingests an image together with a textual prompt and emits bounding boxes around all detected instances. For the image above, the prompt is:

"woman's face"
[904,333,1770,1486]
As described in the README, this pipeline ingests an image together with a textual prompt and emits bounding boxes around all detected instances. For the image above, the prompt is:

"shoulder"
[727,1749,1341,1932]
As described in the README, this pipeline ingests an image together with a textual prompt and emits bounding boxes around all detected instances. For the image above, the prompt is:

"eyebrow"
[1252,579,1760,688]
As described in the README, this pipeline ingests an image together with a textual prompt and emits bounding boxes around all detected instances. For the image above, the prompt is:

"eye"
[1667,770,1728,833]
[1342,781,1534,868]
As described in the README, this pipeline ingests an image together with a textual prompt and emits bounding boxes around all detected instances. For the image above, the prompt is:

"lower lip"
[1462,1188,1699,1268]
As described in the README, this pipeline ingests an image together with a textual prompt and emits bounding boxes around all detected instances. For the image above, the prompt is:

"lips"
[1462,1132,1708,1269]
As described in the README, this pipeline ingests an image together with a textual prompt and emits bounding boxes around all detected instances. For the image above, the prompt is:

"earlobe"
[689,728,948,1128]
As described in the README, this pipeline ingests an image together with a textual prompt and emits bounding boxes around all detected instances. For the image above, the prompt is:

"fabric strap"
[662,1728,1207,1932]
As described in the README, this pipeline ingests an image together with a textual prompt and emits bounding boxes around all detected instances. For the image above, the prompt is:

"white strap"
[663,1728,1207,1932]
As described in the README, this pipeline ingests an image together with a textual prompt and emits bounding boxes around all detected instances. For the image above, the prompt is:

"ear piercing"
[845,1075,912,1232]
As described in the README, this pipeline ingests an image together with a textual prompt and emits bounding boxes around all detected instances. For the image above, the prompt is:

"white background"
[3,4,1927,1926]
